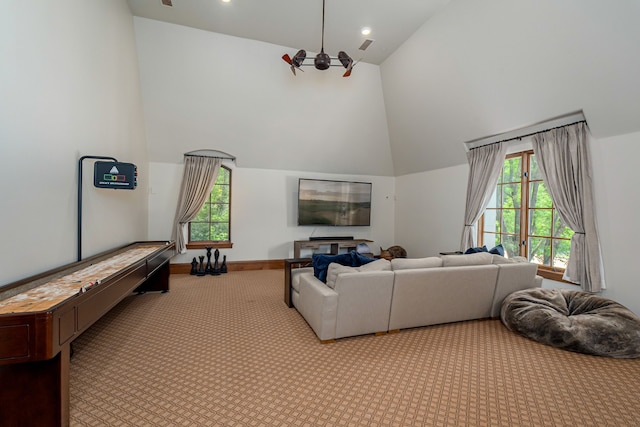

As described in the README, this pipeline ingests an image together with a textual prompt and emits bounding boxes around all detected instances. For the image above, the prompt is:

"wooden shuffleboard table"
[0,241,175,427]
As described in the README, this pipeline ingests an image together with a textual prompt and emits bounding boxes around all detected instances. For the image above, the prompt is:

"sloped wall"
[381,0,640,176]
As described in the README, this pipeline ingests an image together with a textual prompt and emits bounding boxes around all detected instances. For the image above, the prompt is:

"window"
[478,150,573,281]
[187,165,232,249]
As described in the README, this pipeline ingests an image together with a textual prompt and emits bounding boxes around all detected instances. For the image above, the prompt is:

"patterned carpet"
[70,270,640,426]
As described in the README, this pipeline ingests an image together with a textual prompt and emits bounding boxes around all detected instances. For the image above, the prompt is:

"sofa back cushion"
[326,259,391,289]
[391,257,443,271]
[441,252,493,267]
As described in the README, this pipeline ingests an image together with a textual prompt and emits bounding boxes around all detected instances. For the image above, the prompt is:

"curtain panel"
[172,156,222,253]
[532,122,605,292]
[460,141,508,251]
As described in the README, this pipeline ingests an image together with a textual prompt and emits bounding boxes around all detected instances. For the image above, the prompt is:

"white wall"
[0,0,149,286]
[395,164,468,258]
[148,162,395,263]
[134,17,394,177]
[590,131,640,315]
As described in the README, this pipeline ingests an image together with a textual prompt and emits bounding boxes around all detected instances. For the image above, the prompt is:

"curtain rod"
[184,149,236,162]
[463,111,586,151]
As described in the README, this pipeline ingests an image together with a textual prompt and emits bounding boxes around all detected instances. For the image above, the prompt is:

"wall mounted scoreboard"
[93,161,137,189]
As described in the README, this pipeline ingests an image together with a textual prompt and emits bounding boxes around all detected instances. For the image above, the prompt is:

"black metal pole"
[77,155,117,261]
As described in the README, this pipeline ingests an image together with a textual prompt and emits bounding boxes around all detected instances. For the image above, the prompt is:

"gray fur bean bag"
[501,288,640,358]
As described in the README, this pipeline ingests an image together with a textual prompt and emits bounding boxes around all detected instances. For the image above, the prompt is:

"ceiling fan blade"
[282,54,293,64]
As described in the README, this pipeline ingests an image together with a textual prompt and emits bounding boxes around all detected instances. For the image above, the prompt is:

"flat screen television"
[297,178,372,226]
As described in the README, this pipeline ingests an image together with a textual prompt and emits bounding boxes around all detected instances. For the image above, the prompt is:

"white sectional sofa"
[291,252,541,342]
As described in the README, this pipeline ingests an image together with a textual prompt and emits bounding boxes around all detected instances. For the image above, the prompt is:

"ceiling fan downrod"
[314,0,331,70]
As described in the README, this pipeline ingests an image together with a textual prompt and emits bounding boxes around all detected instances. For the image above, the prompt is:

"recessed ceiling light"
[361,27,371,36]
[222,0,231,3]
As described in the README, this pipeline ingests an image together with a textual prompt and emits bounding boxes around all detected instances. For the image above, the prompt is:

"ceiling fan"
[282,0,360,77]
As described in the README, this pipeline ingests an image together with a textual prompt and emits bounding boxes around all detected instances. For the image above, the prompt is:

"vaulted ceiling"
[128,0,450,66]
[128,0,640,177]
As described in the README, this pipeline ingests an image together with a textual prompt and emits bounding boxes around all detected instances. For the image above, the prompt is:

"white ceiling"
[127,0,450,65]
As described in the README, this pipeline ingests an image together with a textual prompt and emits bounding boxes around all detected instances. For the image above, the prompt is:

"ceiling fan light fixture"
[281,0,358,77]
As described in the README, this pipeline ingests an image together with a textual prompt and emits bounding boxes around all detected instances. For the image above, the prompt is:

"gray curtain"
[172,156,222,253]
[460,141,508,251]
[532,122,605,292]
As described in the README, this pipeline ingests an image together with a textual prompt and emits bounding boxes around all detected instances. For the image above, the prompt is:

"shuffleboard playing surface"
[0,243,165,314]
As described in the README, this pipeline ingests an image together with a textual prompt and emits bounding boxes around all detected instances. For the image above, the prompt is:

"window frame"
[478,150,572,282]
[186,164,233,250]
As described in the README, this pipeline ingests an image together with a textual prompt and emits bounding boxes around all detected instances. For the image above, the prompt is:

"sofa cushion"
[391,257,443,270]
[359,258,392,272]
[313,251,376,283]
[441,252,493,267]
[491,254,514,264]
[325,259,391,289]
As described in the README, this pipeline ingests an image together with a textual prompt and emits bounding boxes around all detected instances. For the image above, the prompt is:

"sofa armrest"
[297,274,339,341]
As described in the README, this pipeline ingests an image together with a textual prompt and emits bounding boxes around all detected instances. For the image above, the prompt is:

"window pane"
[529,237,551,265]
[501,183,521,209]
[528,208,552,237]
[503,157,521,183]
[485,187,499,210]
[501,235,520,258]
[210,203,229,222]
[211,223,229,240]
[190,223,210,241]
[501,209,520,235]
[483,209,499,234]
[529,181,552,209]
[215,168,230,184]
[193,204,210,222]
[211,182,229,201]
[553,239,571,269]
[483,233,500,248]
[553,212,574,238]
[529,154,543,180]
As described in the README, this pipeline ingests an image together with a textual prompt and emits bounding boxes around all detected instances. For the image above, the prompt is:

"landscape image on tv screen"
[298,179,372,226]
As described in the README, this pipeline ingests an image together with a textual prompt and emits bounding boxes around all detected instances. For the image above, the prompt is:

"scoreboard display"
[93,161,137,190]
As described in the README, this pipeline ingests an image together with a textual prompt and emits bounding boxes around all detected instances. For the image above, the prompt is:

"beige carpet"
[70,270,640,426]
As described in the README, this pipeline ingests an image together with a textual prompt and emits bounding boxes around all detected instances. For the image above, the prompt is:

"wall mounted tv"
[297,178,372,226]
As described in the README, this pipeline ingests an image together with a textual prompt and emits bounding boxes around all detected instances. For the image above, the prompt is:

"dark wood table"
[0,241,175,427]
[283,258,312,307]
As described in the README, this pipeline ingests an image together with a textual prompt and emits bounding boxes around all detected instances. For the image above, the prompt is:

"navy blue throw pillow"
[353,252,376,267]
[312,251,376,283]
[464,245,488,254]
[489,244,505,256]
